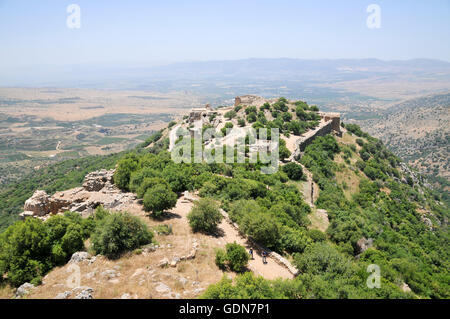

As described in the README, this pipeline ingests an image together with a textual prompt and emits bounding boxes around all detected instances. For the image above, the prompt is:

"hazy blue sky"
[0,0,449,69]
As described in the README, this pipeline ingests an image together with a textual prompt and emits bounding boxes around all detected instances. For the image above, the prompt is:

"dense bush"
[224,110,237,119]
[282,162,304,180]
[0,213,87,286]
[215,243,249,272]
[187,198,223,233]
[91,211,152,258]
[143,184,177,215]
[240,211,280,249]
[114,154,140,191]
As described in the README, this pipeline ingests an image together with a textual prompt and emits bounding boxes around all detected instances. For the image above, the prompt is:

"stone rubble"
[19,169,138,220]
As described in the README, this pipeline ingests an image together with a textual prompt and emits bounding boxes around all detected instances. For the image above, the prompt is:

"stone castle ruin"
[184,96,341,160]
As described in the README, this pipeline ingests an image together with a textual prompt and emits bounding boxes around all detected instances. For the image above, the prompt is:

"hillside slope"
[358,92,450,204]
[1,98,448,299]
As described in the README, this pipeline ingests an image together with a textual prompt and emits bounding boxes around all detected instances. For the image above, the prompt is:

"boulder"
[421,216,433,230]
[158,258,169,267]
[54,291,72,299]
[15,283,35,298]
[356,237,374,254]
[170,257,180,267]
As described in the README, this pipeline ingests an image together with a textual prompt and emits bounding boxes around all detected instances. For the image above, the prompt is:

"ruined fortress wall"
[298,120,333,152]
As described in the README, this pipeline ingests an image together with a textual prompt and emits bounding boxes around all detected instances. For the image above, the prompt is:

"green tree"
[215,243,249,272]
[240,212,280,249]
[282,162,304,180]
[224,243,249,272]
[114,154,139,191]
[143,184,177,215]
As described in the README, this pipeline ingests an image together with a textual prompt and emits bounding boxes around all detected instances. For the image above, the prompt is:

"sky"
[0,0,449,69]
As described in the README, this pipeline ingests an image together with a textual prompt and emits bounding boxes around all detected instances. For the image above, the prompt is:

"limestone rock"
[74,287,94,299]
[54,291,72,299]
[421,216,433,230]
[158,258,169,268]
[15,283,35,298]
[101,269,120,279]
[356,237,374,254]
[401,282,412,293]
[69,251,91,263]
[155,282,171,294]
[23,190,69,217]
[82,169,115,192]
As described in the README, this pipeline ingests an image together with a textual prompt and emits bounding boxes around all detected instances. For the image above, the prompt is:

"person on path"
[262,251,267,264]
[249,248,254,260]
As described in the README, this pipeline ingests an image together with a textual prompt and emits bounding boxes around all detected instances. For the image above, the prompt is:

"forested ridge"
[0,100,448,299]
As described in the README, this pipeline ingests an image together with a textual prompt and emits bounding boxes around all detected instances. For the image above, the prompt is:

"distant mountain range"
[2,58,450,89]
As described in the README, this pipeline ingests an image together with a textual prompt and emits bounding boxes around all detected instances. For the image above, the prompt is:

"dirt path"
[217,217,294,280]
[172,196,294,280]
[299,164,319,207]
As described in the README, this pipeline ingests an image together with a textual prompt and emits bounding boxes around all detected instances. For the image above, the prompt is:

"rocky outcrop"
[74,287,94,299]
[22,190,70,218]
[82,169,114,191]
[69,251,91,263]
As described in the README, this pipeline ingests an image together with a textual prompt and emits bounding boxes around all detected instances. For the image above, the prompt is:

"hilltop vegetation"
[0,99,448,299]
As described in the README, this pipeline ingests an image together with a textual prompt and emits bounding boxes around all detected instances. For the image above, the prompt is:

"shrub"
[215,243,249,272]
[129,168,160,193]
[307,229,327,242]
[237,118,246,127]
[154,224,172,235]
[293,242,352,277]
[143,184,177,215]
[246,112,257,123]
[224,110,237,120]
[356,138,364,146]
[279,139,291,161]
[91,212,152,258]
[187,198,223,233]
[215,248,227,270]
[245,106,257,115]
[114,154,139,191]
[282,162,304,180]
[282,112,292,122]
[0,213,86,287]
[137,177,168,199]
